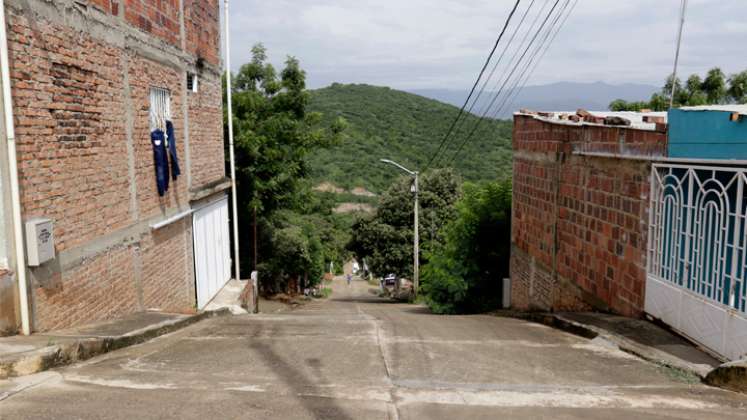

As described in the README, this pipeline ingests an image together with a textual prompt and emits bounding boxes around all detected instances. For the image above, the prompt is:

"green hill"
[307,84,513,194]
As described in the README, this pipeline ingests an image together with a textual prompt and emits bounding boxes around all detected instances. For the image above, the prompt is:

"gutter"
[0,0,31,335]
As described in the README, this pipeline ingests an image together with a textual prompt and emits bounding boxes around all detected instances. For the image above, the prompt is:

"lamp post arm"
[380,158,415,176]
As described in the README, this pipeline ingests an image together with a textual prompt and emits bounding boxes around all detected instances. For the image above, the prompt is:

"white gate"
[645,163,747,361]
[193,197,232,309]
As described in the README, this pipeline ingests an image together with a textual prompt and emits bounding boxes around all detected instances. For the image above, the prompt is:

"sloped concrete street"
[1,277,746,419]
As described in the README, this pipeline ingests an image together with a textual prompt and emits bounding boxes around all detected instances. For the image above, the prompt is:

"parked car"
[382,274,397,289]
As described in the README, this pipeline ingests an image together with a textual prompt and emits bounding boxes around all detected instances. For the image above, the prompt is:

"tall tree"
[349,169,462,279]
[421,180,512,314]
[226,44,346,274]
[702,67,728,104]
[729,71,747,104]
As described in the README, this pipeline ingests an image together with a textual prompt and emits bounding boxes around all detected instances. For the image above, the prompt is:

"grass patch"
[320,287,333,299]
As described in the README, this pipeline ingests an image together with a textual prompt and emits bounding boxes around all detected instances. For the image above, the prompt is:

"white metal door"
[193,197,232,309]
[646,163,747,361]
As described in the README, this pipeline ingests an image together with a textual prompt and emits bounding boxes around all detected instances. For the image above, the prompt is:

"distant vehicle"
[383,274,397,288]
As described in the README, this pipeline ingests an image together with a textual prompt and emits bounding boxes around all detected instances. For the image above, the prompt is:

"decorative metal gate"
[645,163,747,361]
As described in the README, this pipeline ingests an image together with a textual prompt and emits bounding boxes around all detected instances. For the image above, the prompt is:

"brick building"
[510,110,668,317]
[0,0,231,334]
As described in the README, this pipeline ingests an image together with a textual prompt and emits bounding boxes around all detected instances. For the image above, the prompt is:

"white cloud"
[223,0,747,89]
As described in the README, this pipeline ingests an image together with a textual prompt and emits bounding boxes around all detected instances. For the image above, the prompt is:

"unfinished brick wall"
[3,0,223,332]
[511,114,667,317]
[127,52,188,218]
[188,72,225,188]
[8,11,132,252]
[140,218,195,312]
[184,0,221,66]
[124,0,181,47]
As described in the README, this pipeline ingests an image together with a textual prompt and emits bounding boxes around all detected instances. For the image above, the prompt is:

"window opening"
[149,87,172,132]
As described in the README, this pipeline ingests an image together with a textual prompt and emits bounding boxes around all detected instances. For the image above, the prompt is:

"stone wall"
[1,0,224,332]
[510,114,667,317]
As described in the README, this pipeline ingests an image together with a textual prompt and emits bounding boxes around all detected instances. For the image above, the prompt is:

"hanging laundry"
[166,120,181,180]
[151,129,169,197]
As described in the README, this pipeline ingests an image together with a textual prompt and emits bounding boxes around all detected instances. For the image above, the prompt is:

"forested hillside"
[307,84,513,193]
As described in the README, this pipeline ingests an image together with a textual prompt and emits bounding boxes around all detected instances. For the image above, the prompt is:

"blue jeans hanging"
[151,129,169,196]
[166,120,181,180]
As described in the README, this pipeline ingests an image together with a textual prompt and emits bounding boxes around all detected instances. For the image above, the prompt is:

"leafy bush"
[421,180,511,314]
[348,169,462,279]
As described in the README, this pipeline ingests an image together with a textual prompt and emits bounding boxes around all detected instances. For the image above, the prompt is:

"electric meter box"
[25,218,55,267]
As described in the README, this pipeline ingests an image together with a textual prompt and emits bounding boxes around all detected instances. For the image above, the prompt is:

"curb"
[0,309,230,380]
[704,359,747,393]
[492,310,712,380]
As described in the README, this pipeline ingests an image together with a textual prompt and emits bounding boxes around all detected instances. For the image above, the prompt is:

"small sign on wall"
[25,218,55,267]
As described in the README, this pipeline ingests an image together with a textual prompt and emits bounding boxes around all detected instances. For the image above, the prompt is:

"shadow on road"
[248,340,356,420]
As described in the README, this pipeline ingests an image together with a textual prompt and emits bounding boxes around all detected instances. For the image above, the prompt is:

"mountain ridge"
[306,83,513,194]
[408,81,658,118]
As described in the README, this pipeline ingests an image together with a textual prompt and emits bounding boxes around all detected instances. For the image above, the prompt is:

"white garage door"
[193,197,232,309]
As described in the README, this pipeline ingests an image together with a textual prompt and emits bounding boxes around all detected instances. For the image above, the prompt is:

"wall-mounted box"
[25,218,55,267]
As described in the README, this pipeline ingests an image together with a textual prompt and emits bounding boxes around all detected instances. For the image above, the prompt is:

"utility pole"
[412,171,419,296]
[670,0,688,108]
[224,0,241,282]
[380,159,420,296]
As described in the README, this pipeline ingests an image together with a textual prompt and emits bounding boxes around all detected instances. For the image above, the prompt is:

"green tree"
[683,74,707,106]
[608,67,746,111]
[349,168,462,279]
[729,70,747,104]
[226,43,346,283]
[421,180,512,314]
[702,67,727,104]
[261,211,325,293]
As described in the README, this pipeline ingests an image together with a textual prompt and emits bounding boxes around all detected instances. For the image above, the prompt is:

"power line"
[431,0,540,167]
[449,0,571,164]
[501,0,579,118]
[445,0,565,164]
[486,0,574,123]
[421,0,522,173]
[435,0,553,167]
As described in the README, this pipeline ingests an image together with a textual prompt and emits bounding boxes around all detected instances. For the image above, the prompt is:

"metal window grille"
[149,87,172,132]
[187,73,198,93]
[647,163,747,313]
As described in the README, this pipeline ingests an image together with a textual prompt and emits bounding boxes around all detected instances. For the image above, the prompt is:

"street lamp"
[380,159,419,296]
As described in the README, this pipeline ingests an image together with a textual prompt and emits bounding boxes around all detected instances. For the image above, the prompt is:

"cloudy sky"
[222,0,747,90]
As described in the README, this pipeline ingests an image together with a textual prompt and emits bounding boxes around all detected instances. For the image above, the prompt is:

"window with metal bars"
[149,87,172,132]
[187,73,198,93]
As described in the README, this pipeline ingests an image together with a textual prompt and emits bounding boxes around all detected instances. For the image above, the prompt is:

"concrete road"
[1,278,746,419]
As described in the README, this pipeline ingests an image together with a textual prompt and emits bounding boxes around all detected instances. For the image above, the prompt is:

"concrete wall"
[510,115,667,317]
[3,0,224,332]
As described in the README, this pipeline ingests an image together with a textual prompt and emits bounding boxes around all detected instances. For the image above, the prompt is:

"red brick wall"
[511,115,667,317]
[184,0,221,66]
[3,0,223,332]
[124,0,181,47]
[141,218,195,312]
[32,245,140,332]
[127,53,188,217]
[188,73,225,188]
[7,11,132,252]
[87,0,119,15]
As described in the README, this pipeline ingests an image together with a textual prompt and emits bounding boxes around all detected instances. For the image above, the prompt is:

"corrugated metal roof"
[678,105,747,115]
